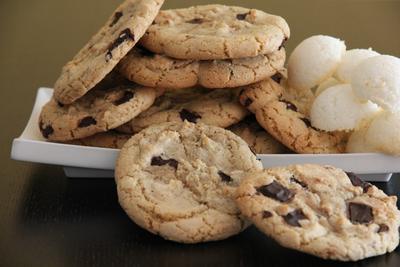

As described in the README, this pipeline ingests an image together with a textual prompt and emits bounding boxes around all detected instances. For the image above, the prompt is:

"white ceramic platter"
[11,88,400,181]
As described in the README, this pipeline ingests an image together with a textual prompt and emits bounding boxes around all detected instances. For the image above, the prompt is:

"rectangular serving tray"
[11,88,400,181]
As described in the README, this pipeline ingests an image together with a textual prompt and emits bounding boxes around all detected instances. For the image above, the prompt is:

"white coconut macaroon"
[351,55,400,112]
[346,116,378,153]
[288,35,346,90]
[334,48,380,83]
[346,126,374,153]
[364,111,400,156]
[314,77,340,96]
[310,84,380,131]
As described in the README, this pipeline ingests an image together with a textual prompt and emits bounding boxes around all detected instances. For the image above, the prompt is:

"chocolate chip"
[257,181,295,202]
[57,101,64,107]
[290,176,307,188]
[179,109,201,123]
[243,98,253,107]
[262,210,273,218]
[109,11,123,27]
[348,202,374,224]
[280,100,297,112]
[279,37,288,50]
[218,171,232,182]
[346,172,372,193]
[39,121,54,139]
[300,117,318,130]
[78,116,97,127]
[236,12,249,20]
[187,18,204,24]
[378,224,389,233]
[271,73,282,83]
[106,28,135,62]
[114,90,134,105]
[283,209,308,227]
[151,156,178,169]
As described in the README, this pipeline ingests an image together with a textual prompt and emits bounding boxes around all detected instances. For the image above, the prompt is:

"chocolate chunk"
[280,100,297,112]
[187,18,204,24]
[39,121,54,139]
[290,176,307,188]
[179,109,201,123]
[300,117,318,130]
[151,156,178,169]
[106,29,135,61]
[348,202,374,224]
[283,209,308,227]
[114,90,134,105]
[346,172,372,193]
[271,73,282,83]
[236,12,249,20]
[243,98,253,107]
[78,116,97,127]
[109,11,123,27]
[378,224,389,233]
[257,181,295,202]
[262,210,273,218]
[57,101,64,107]
[279,37,288,50]
[218,171,232,182]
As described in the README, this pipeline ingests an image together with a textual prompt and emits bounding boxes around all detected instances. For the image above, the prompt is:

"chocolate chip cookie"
[236,164,400,261]
[118,47,286,89]
[228,116,287,154]
[116,121,263,243]
[239,78,347,153]
[117,87,248,134]
[39,84,156,141]
[66,131,132,149]
[53,0,164,104]
[140,4,290,60]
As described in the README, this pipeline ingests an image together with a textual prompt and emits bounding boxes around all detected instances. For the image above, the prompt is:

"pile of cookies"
[38,0,290,154]
[116,121,400,261]
[38,0,400,156]
[37,0,400,262]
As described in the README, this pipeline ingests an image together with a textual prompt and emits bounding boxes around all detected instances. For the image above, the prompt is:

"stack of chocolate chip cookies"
[38,0,290,154]
[37,0,400,262]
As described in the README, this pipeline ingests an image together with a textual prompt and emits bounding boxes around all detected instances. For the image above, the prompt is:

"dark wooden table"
[1,0,400,266]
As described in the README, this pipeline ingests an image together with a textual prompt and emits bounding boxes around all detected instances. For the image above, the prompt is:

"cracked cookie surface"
[54,0,164,104]
[140,4,290,60]
[235,164,400,261]
[117,87,248,134]
[39,84,156,141]
[239,78,347,153]
[228,116,287,154]
[115,122,263,243]
[118,47,285,89]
